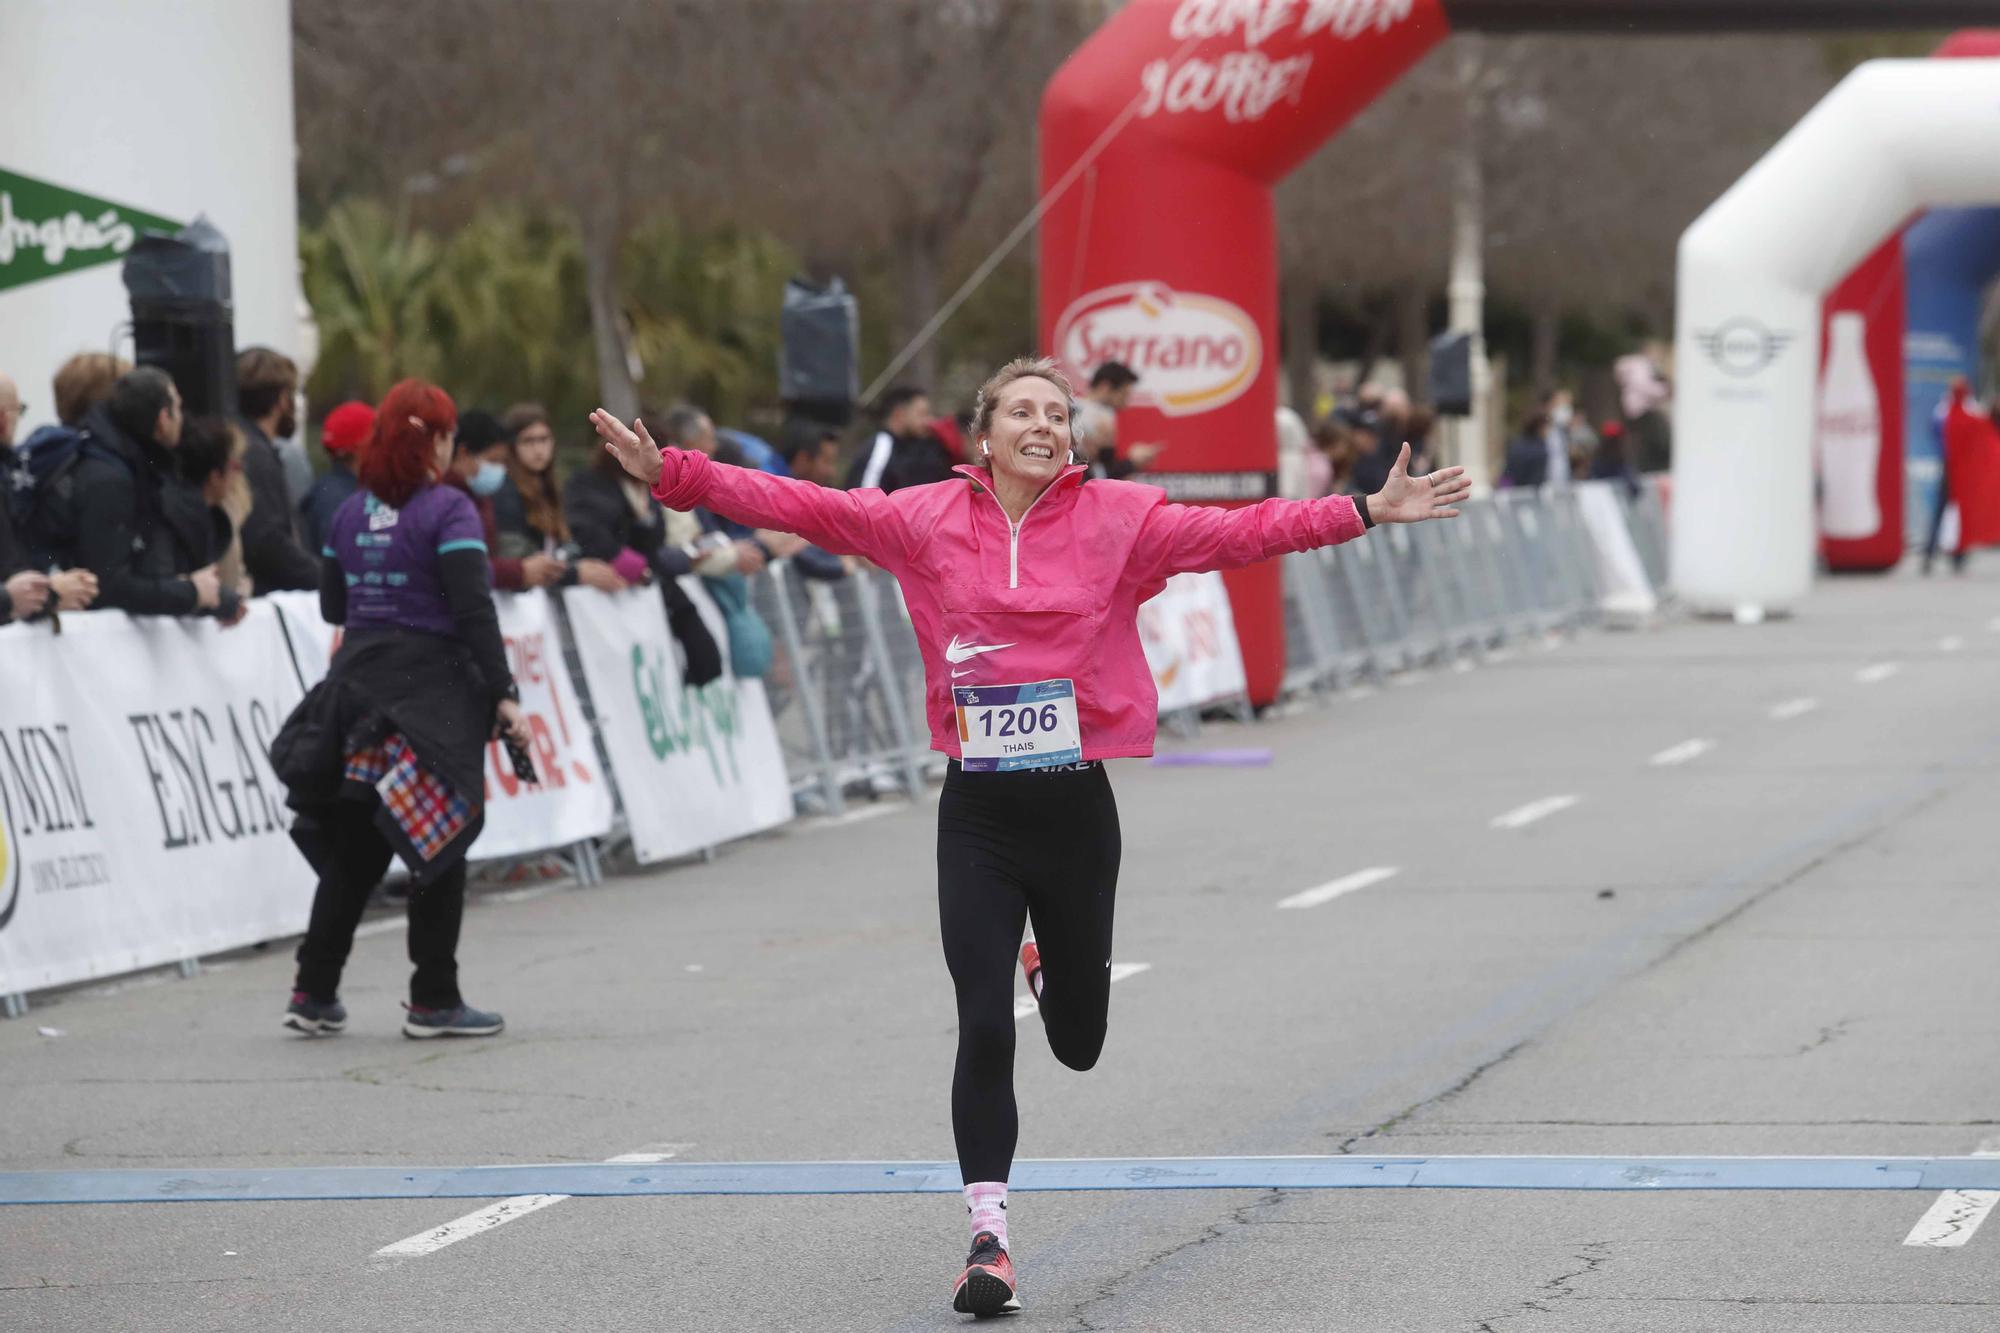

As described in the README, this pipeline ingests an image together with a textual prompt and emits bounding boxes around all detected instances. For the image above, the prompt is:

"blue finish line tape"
[7,1156,2000,1205]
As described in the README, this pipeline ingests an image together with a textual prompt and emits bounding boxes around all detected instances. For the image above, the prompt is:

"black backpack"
[7,423,137,569]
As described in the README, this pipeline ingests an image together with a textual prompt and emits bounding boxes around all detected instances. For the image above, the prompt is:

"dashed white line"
[1014,961,1150,1021]
[375,1145,689,1259]
[1904,1137,2000,1248]
[1768,697,1820,721]
[1489,795,1580,831]
[1856,662,1901,685]
[1649,739,1715,767]
[1277,867,1400,911]
[1939,636,1966,653]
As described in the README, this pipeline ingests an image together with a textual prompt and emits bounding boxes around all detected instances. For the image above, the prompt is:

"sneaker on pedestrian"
[401,1001,505,1039]
[282,991,347,1036]
[952,1230,1020,1316]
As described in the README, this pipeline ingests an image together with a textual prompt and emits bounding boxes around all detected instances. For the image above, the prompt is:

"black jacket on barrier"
[60,404,239,619]
[565,464,724,686]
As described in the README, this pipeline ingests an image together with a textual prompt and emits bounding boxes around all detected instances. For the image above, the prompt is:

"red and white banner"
[468,590,614,860]
[1139,571,1249,713]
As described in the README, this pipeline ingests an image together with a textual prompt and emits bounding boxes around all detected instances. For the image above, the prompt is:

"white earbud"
[979,440,991,460]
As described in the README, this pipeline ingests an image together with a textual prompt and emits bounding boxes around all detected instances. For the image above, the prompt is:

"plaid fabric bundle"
[343,733,471,865]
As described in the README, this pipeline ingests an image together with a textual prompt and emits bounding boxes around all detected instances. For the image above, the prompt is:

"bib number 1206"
[979,703,1061,738]
[954,678,1082,772]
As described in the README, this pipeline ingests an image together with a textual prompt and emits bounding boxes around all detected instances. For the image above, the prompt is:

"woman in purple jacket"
[595,357,1467,1314]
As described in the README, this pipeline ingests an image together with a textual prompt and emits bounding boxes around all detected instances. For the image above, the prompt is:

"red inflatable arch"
[1038,0,1998,705]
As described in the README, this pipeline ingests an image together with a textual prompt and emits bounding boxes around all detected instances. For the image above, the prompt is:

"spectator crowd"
[0,345,1675,652]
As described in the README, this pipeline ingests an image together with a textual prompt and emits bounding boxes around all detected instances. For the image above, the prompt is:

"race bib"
[954,679,1082,772]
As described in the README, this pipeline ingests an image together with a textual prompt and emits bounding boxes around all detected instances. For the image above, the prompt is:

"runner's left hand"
[1369,443,1471,523]
[591,410,664,487]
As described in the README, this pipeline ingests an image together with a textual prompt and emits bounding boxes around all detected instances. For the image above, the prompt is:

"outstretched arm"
[1131,443,1468,581]
[591,410,911,569]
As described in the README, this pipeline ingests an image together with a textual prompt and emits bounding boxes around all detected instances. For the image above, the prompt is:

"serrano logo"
[1053,283,1262,418]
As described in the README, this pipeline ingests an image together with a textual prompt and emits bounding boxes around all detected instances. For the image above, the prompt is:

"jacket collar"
[951,462,1088,501]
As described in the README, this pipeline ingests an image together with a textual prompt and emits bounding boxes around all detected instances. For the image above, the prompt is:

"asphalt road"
[6,564,2000,1331]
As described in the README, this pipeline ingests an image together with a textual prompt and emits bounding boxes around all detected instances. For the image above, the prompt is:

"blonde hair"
[971,356,1082,448]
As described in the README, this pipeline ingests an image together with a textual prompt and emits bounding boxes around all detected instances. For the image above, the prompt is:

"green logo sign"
[633,645,743,784]
[0,167,182,293]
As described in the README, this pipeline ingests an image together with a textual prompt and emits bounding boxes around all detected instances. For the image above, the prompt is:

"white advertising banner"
[268,590,338,686]
[563,584,792,863]
[1573,481,1659,620]
[467,590,614,861]
[0,606,315,994]
[1139,571,1249,713]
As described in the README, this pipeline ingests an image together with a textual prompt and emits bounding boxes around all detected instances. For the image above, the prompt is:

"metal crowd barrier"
[752,563,933,816]
[1278,478,1667,699]
[3,478,1676,1012]
[544,477,1668,864]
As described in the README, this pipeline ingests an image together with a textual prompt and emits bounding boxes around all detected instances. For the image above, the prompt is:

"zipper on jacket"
[993,480,1060,589]
[963,464,1079,589]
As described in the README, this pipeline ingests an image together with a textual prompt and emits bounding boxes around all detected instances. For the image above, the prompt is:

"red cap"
[321,401,376,455]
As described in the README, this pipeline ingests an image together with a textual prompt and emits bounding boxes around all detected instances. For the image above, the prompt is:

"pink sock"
[964,1181,1008,1248]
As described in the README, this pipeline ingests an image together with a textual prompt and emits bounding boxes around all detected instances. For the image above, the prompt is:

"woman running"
[591,357,1468,1316]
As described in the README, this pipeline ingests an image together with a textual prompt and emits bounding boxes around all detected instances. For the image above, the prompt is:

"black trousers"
[937,760,1121,1184]
[1924,471,1968,573]
[294,800,466,1009]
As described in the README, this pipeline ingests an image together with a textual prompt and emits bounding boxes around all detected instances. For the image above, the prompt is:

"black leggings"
[937,760,1122,1184]
[294,800,467,1010]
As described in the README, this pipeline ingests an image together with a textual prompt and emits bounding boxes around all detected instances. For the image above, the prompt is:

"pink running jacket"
[653,452,1366,760]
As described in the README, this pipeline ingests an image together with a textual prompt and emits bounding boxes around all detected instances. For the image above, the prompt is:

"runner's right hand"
[590,410,664,487]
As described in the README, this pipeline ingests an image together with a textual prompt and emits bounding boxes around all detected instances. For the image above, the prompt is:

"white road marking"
[1649,739,1715,767]
[375,1145,689,1259]
[1277,867,1400,911]
[1768,697,1820,721]
[1014,962,1150,1021]
[375,1194,569,1256]
[1489,795,1580,831]
[1904,1137,2000,1248]
[1940,636,1966,653]
[1856,662,1901,685]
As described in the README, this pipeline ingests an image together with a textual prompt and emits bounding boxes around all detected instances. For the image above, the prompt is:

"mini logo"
[944,635,1015,665]
[1696,318,1794,378]
[1053,282,1262,417]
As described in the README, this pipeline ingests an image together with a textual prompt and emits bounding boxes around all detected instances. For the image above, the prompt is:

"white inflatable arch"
[1672,58,2000,615]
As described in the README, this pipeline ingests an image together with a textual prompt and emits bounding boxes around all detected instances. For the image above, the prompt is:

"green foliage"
[299,200,449,407]
[621,217,796,427]
[302,202,821,445]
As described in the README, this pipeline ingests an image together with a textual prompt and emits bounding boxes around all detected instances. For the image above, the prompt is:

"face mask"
[1551,405,1574,428]
[469,460,507,497]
